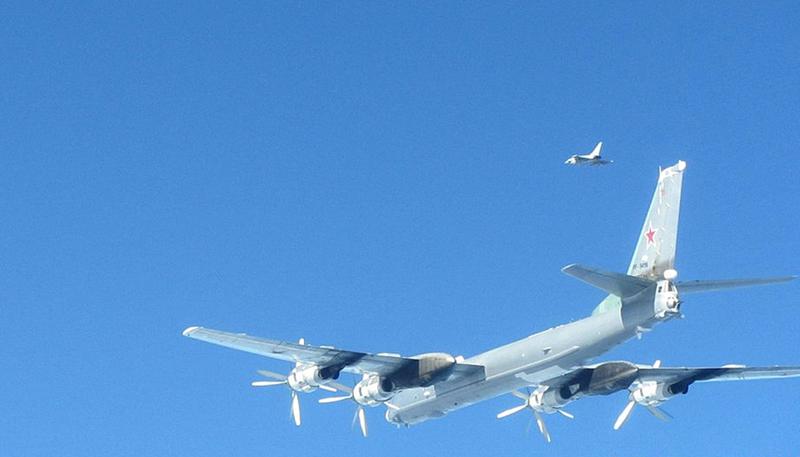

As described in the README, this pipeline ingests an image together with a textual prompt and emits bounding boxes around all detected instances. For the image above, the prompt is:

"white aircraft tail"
[588,142,603,158]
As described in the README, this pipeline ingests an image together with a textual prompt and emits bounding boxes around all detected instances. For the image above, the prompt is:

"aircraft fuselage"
[386,283,672,425]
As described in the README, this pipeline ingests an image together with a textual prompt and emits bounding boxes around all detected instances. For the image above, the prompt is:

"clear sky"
[2,2,799,456]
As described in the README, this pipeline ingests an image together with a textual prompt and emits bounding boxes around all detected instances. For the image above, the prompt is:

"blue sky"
[2,2,799,456]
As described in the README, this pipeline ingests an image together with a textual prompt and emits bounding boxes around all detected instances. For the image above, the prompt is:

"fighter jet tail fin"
[588,141,603,158]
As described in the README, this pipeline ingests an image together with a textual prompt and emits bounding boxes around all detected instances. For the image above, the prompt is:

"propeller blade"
[325,381,353,394]
[533,411,551,443]
[357,406,368,438]
[251,380,287,387]
[289,339,306,367]
[613,400,637,430]
[496,404,528,419]
[525,417,534,437]
[645,405,673,422]
[256,370,288,381]
[556,409,574,419]
[318,395,353,404]
[318,384,337,393]
[290,391,301,426]
[511,390,530,401]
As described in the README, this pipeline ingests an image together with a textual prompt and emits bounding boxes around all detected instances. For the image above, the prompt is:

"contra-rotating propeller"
[250,338,338,427]
[613,359,673,430]
[317,377,369,437]
[496,388,574,443]
[318,373,398,438]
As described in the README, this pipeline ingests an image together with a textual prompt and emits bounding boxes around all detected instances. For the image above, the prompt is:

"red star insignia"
[645,227,656,244]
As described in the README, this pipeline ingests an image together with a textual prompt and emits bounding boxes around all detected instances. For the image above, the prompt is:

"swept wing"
[182,326,484,389]
[636,365,800,383]
[499,361,800,441]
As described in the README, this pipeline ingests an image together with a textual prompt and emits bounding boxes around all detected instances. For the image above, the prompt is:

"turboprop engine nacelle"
[529,386,577,413]
[353,375,395,406]
[631,379,689,406]
[287,365,329,393]
[577,361,640,396]
[551,361,640,401]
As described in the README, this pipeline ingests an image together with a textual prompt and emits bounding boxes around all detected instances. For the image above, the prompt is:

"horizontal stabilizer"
[562,264,654,298]
[677,276,796,294]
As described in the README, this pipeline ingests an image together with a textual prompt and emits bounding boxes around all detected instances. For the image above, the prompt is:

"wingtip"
[182,326,201,337]
[773,275,797,283]
[561,263,578,273]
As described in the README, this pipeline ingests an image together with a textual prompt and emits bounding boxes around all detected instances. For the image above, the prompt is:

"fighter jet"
[565,141,612,166]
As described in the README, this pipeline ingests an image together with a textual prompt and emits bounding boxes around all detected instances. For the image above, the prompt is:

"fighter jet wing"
[182,326,484,385]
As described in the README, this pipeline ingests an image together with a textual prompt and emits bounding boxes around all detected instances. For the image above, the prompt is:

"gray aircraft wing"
[635,365,800,383]
[500,361,800,441]
[676,276,796,294]
[536,361,800,392]
[183,326,484,386]
[612,363,800,431]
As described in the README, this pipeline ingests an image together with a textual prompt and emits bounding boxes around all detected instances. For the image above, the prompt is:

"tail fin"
[590,160,686,315]
[584,161,795,315]
[627,161,686,279]
[588,141,603,158]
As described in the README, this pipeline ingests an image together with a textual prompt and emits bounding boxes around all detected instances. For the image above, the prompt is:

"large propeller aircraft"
[184,160,798,442]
